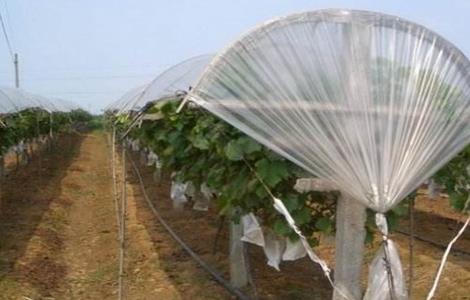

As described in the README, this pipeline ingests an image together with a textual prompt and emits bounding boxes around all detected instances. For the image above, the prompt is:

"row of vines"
[0,108,92,159]
[109,100,469,247]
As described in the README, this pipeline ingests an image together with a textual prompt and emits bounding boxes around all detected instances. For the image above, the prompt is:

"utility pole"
[14,53,19,88]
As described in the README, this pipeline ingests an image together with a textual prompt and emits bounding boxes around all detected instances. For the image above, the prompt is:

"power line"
[0,63,172,75]
[0,8,13,60]
[8,73,156,81]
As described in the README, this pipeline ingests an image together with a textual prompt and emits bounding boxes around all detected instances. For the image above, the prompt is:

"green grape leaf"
[224,140,244,161]
[255,158,289,187]
[273,219,292,236]
[315,217,333,234]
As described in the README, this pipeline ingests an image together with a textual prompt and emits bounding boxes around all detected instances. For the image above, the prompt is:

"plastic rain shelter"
[184,9,470,300]
[105,85,148,114]
[107,54,213,114]
[0,86,80,114]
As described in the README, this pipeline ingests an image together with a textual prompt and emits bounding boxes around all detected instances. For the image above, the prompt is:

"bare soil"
[0,132,468,300]
[0,133,228,300]
[127,148,470,300]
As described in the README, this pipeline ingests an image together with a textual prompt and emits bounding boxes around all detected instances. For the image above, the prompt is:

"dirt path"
[0,133,121,299]
[0,133,229,299]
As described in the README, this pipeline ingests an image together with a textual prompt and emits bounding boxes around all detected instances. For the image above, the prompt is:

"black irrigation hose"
[396,229,470,257]
[126,153,252,300]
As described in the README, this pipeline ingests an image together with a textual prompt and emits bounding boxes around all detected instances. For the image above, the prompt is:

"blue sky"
[0,0,469,113]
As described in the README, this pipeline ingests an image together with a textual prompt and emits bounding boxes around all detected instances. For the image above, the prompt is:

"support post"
[295,178,367,300]
[333,196,367,300]
[331,21,370,300]
[48,113,53,152]
[14,53,19,88]
[229,214,249,288]
[0,155,4,177]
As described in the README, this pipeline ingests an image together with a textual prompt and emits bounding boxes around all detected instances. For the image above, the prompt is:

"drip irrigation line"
[107,129,124,300]
[118,145,127,300]
[110,128,121,235]
[396,229,470,256]
[126,152,252,300]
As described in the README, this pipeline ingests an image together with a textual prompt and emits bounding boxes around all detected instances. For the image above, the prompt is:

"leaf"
[282,195,300,211]
[273,219,292,236]
[191,134,210,150]
[255,158,289,187]
[292,208,311,225]
[162,146,174,156]
[237,137,262,154]
[365,229,374,244]
[255,185,268,198]
[386,212,399,231]
[224,140,244,161]
[449,191,467,211]
[391,202,408,217]
[315,217,333,234]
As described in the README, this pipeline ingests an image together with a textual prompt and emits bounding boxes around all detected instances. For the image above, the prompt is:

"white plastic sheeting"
[0,86,80,114]
[364,214,407,300]
[241,213,265,247]
[186,9,470,213]
[106,54,213,114]
[126,54,214,112]
[185,9,470,299]
[170,181,188,209]
[146,151,159,167]
[193,182,213,211]
[241,213,308,270]
[106,85,147,114]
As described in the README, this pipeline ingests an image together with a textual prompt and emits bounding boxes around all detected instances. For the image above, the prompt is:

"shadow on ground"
[0,134,84,296]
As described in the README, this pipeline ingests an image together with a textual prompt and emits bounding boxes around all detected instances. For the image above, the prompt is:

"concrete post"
[229,214,249,288]
[0,155,4,177]
[295,178,367,300]
[333,196,367,300]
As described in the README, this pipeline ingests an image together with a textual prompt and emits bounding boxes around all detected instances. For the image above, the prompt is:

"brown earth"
[0,132,469,300]
[0,132,229,300]
[126,147,470,300]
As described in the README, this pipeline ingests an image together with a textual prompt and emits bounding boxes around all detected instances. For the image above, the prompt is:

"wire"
[0,63,172,76]
[13,73,156,81]
[126,150,251,300]
[0,8,13,60]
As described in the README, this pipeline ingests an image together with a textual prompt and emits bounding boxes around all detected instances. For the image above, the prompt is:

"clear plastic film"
[130,54,214,111]
[187,9,470,213]
[106,55,213,115]
[0,87,81,114]
[185,9,470,299]
[106,85,148,114]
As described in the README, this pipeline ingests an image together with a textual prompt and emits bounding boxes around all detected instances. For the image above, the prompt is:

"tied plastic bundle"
[240,213,307,270]
[184,9,470,299]
[170,181,188,209]
[146,151,159,167]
